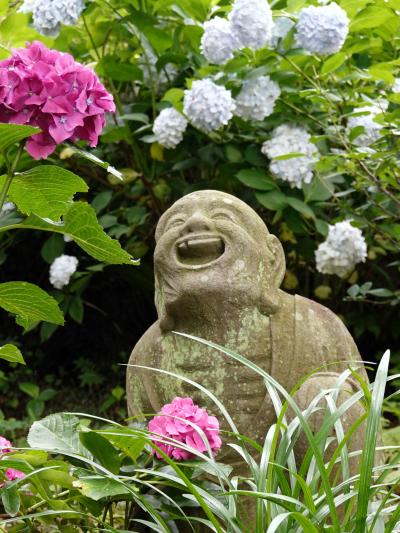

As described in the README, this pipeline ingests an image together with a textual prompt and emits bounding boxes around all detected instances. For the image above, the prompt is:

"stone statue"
[126,190,367,471]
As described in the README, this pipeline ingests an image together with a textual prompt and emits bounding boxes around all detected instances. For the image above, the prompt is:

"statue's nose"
[181,212,214,234]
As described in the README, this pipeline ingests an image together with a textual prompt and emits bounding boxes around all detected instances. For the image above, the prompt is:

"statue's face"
[154,191,273,311]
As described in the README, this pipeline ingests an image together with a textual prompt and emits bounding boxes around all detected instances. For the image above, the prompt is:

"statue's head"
[154,190,286,330]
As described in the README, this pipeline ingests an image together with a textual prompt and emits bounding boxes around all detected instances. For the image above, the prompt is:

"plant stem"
[0,143,23,211]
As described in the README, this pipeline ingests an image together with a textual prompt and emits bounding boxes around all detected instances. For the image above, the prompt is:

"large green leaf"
[80,431,121,474]
[0,202,137,265]
[0,166,88,220]
[1,483,20,516]
[73,469,132,501]
[0,123,40,153]
[0,282,64,327]
[236,169,277,191]
[256,191,288,211]
[350,6,393,31]
[99,428,146,461]
[28,413,92,459]
[0,344,25,365]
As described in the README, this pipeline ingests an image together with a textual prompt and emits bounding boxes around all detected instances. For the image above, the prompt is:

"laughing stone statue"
[126,190,367,470]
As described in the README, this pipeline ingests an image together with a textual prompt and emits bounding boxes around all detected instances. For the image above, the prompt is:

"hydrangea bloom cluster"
[49,254,79,289]
[0,435,25,484]
[153,108,188,149]
[0,41,115,159]
[149,397,221,460]
[347,104,386,147]
[295,2,349,55]
[183,79,235,133]
[19,0,85,36]
[228,0,273,50]
[235,76,280,121]
[315,221,367,278]
[268,17,294,48]
[393,78,400,93]
[200,17,240,65]
[261,124,319,188]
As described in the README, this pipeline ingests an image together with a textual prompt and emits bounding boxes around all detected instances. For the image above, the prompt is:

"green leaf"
[0,123,40,153]
[162,88,184,106]
[19,382,40,398]
[68,295,84,324]
[1,203,136,265]
[130,9,173,53]
[303,178,334,202]
[1,483,20,516]
[321,52,346,75]
[28,413,92,459]
[41,234,65,264]
[286,197,315,219]
[0,344,25,365]
[367,288,393,298]
[256,191,287,211]
[99,57,143,82]
[80,431,121,474]
[0,282,64,327]
[0,166,88,220]
[350,6,393,30]
[99,428,146,462]
[73,471,131,501]
[236,169,277,191]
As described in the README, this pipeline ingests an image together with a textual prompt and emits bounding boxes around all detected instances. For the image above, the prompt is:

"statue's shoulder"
[293,293,361,363]
[130,321,163,359]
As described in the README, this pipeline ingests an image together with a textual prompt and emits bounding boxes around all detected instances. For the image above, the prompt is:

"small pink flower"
[0,41,115,159]
[5,468,25,481]
[148,397,222,461]
[0,436,12,454]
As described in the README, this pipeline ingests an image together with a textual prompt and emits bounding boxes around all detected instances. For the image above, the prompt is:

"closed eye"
[211,211,234,222]
[165,217,186,231]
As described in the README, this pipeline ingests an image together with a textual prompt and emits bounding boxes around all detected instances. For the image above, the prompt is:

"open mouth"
[176,233,225,266]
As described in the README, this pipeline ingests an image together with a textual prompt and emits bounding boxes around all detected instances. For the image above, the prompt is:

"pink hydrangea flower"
[5,468,25,481]
[0,41,115,159]
[0,436,25,484]
[0,436,12,454]
[148,397,222,461]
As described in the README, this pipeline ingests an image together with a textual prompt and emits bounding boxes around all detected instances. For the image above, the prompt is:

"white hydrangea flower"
[268,17,294,48]
[63,234,73,242]
[0,202,16,215]
[295,2,349,55]
[392,78,400,93]
[228,0,273,50]
[234,75,280,121]
[200,17,240,65]
[261,124,319,188]
[183,79,236,133]
[19,0,85,36]
[153,108,188,149]
[315,221,367,278]
[347,104,387,146]
[49,254,79,290]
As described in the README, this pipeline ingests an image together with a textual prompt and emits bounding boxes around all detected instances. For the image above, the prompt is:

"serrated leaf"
[0,282,64,327]
[99,428,146,462]
[0,344,25,364]
[28,413,92,459]
[236,169,277,190]
[0,166,88,220]
[1,203,136,265]
[350,6,393,31]
[0,123,40,153]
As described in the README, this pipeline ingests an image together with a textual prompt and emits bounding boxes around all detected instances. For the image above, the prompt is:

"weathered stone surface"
[126,190,368,471]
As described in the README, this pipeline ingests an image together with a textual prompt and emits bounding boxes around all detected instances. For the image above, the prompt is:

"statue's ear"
[266,234,286,288]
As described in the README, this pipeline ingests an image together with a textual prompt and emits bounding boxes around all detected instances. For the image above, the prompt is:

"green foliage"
[0,344,24,365]
[0,345,398,531]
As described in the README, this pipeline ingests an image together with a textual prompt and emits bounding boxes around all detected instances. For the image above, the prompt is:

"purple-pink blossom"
[0,436,12,454]
[0,435,25,484]
[148,397,222,461]
[0,41,115,159]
